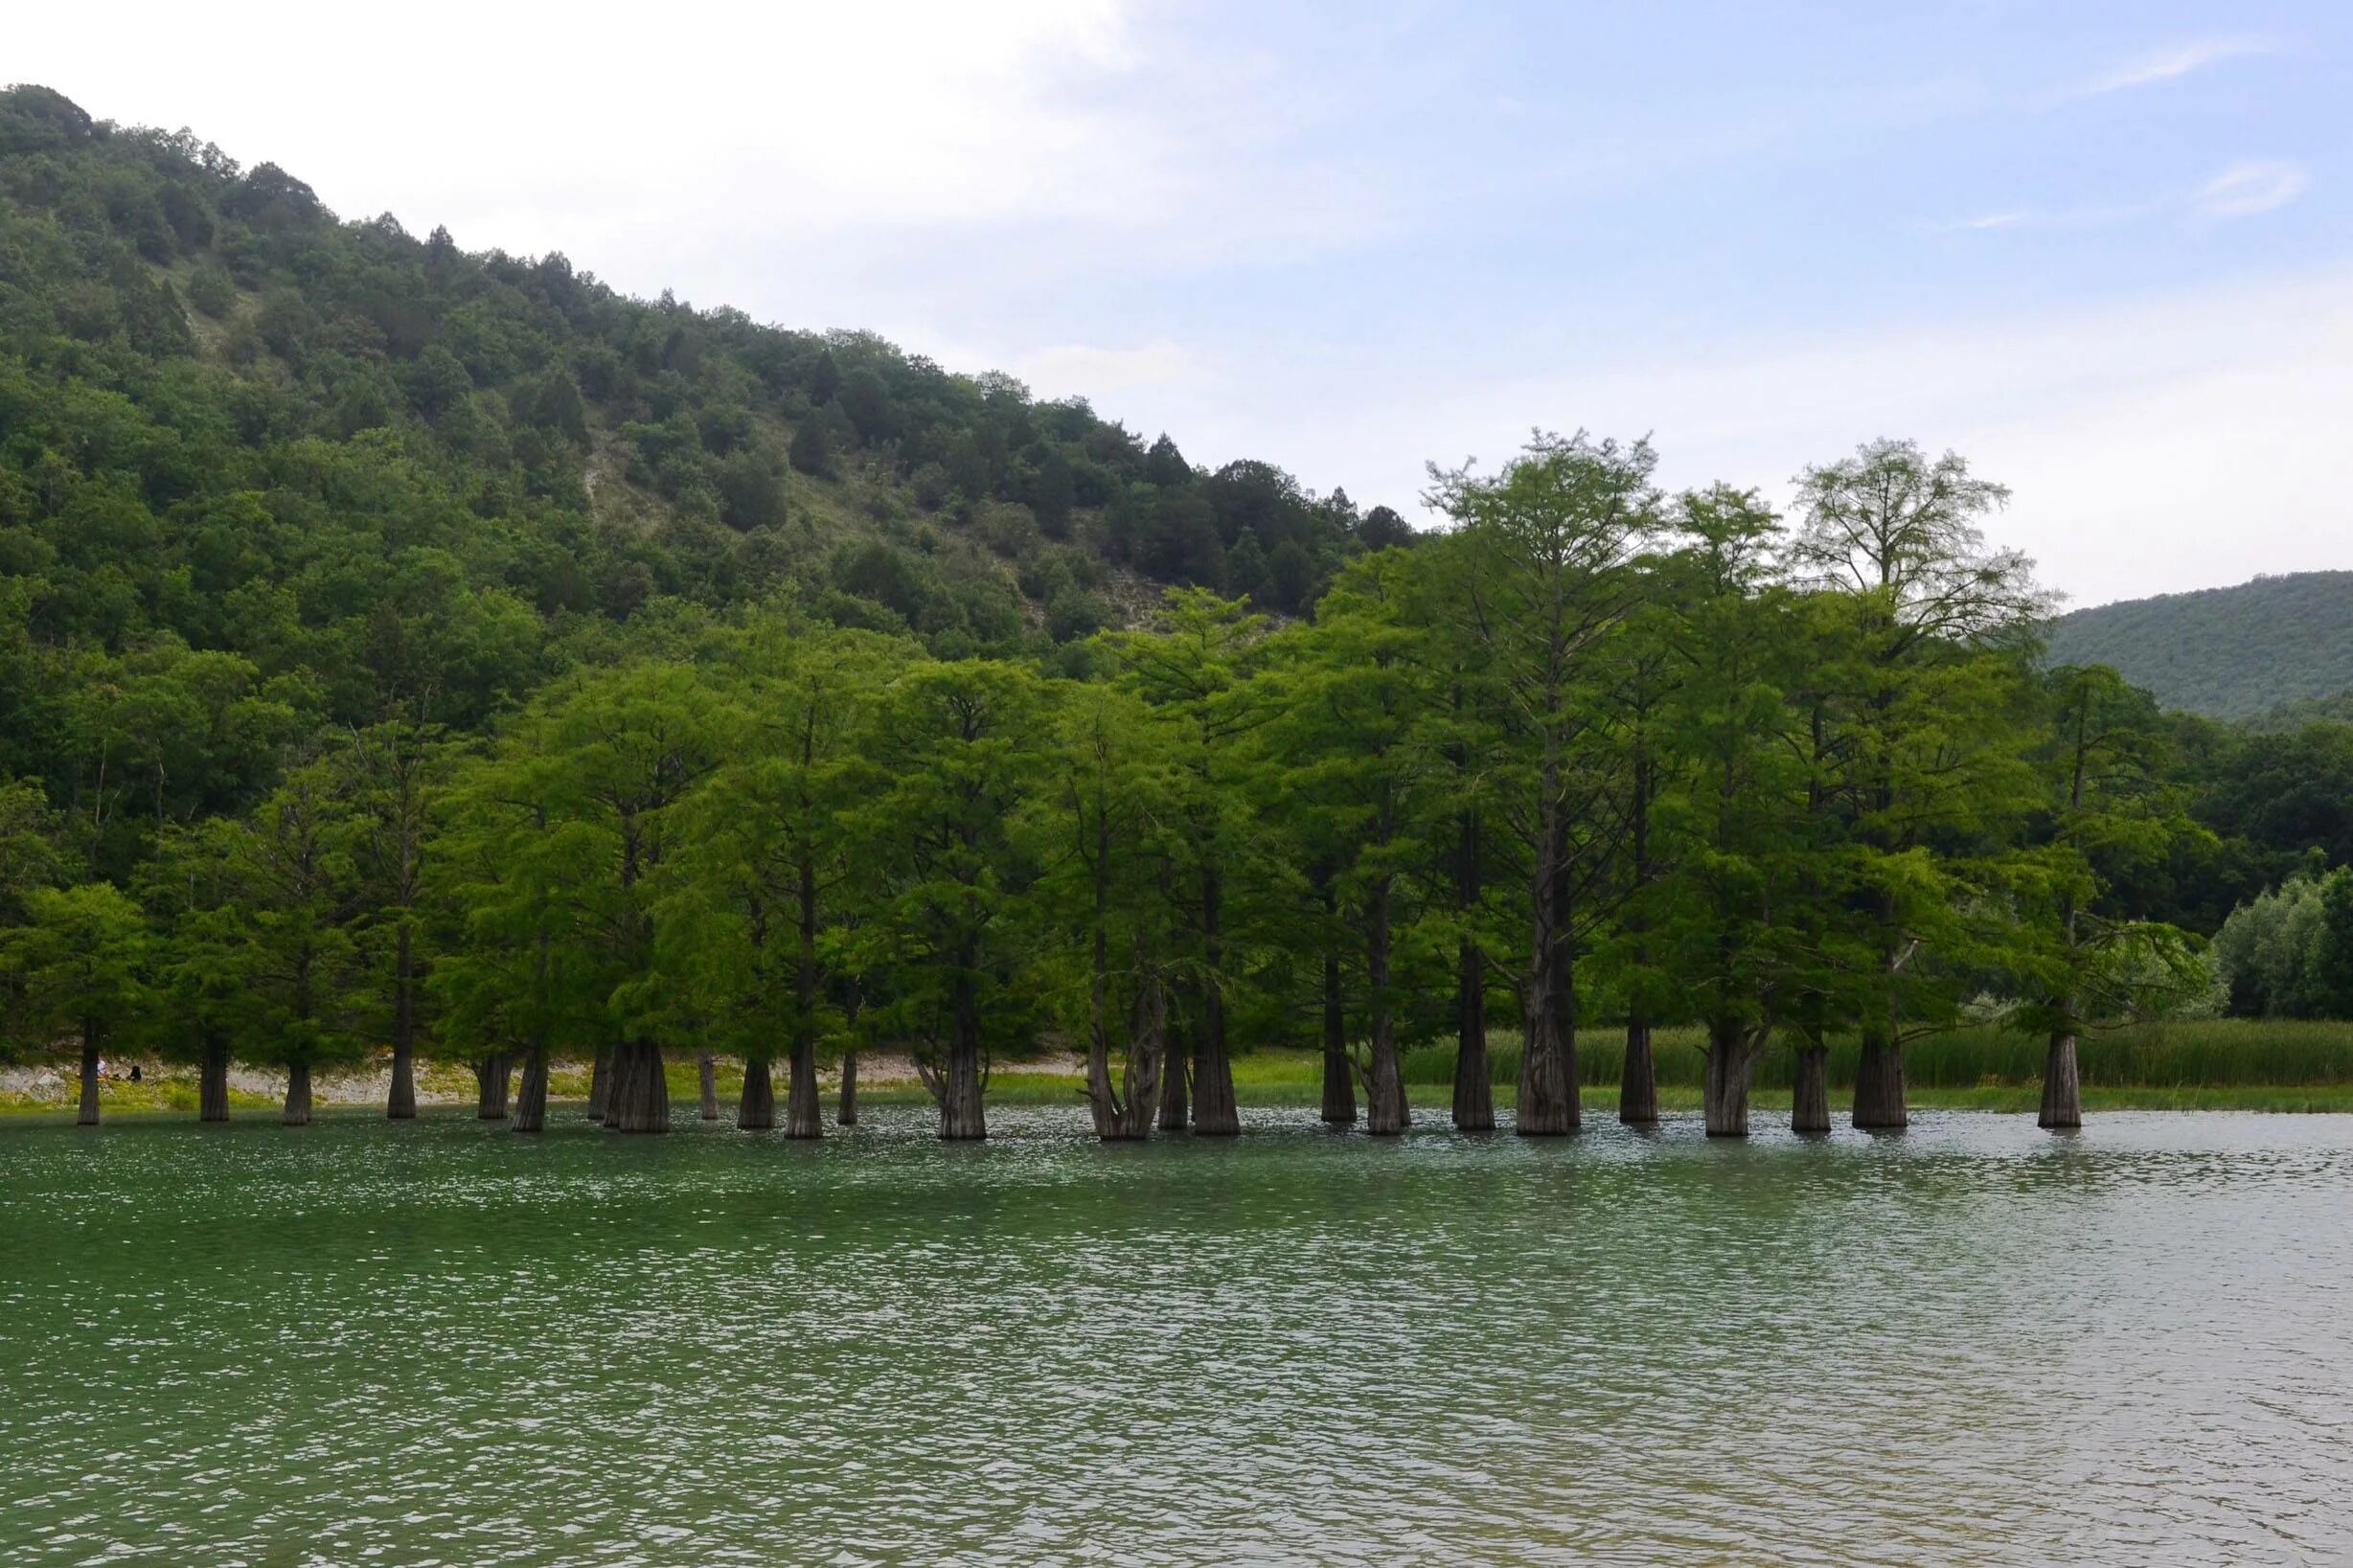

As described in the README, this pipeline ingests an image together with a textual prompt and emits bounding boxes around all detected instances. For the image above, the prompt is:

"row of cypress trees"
[10,435,2205,1139]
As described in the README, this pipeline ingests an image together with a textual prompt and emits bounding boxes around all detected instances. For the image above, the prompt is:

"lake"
[3,1107,2348,1565]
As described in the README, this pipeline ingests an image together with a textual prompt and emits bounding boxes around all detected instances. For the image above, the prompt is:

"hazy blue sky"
[13,1,2349,605]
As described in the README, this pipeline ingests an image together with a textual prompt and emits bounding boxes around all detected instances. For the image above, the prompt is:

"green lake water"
[3,1106,2349,1565]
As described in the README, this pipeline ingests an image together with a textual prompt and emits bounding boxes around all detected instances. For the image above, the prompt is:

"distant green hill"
[2044,572,2353,720]
[2243,687,2353,734]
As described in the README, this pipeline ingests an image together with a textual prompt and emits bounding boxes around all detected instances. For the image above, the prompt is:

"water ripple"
[2,1108,2349,1564]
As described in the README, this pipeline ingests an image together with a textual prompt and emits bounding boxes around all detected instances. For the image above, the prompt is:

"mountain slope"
[2045,572,2353,721]
[0,82,1416,877]
[0,82,1405,660]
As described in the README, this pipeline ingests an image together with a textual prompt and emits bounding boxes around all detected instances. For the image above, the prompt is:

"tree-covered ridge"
[2044,571,2353,720]
[0,83,1402,875]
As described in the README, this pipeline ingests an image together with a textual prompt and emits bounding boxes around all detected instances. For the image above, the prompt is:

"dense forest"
[2045,570,2353,720]
[5,85,2352,1142]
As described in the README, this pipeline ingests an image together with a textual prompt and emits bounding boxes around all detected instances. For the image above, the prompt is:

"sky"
[11,1,2350,607]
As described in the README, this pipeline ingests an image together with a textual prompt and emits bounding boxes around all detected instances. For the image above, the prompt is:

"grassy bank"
[12,1020,2353,1118]
[1396,1019,2353,1093]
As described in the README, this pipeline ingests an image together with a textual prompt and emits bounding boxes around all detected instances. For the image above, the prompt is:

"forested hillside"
[2045,572,2353,719]
[0,83,1403,879]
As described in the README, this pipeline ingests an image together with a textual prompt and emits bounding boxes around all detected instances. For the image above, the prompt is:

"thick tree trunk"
[1158,1011,1190,1131]
[608,1040,671,1134]
[738,1057,776,1130]
[199,1034,231,1124]
[585,1044,614,1123]
[1364,888,1408,1136]
[387,922,418,1120]
[697,1051,720,1121]
[1088,958,1165,1142]
[1085,989,1121,1142]
[1192,869,1241,1137]
[928,970,987,1141]
[1193,1013,1240,1136]
[1517,873,1579,1137]
[788,850,822,1139]
[1621,758,1658,1128]
[514,1045,549,1133]
[1620,1016,1658,1126]
[283,1060,313,1126]
[1320,946,1356,1125]
[933,1035,986,1138]
[1517,987,1575,1137]
[1518,812,1584,1137]
[77,1030,100,1125]
[836,980,864,1125]
[1702,1024,1754,1138]
[1453,937,1493,1131]
[1549,935,1583,1131]
[786,1039,821,1139]
[2040,1032,2082,1130]
[1852,1032,1908,1130]
[474,1053,512,1120]
[1792,1044,1831,1134]
[1365,1018,1407,1135]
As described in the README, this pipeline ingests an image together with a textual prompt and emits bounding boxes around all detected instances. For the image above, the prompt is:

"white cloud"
[2073,35,2274,98]
[1017,340,1203,401]
[2193,161,2312,218]
[1192,267,2353,605]
[1937,161,2306,236]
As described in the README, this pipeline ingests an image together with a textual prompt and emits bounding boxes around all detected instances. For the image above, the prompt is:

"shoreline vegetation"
[13,1022,2353,1122]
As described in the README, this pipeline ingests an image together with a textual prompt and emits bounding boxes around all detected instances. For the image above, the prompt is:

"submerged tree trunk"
[607,1040,671,1134]
[1365,1019,1408,1135]
[1192,869,1241,1137]
[1453,937,1493,1132]
[921,969,987,1141]
[1792,1044,1831,1134]
[788,850,822,1139]
[1549,920,1583,1130]
[76,1030,100,1126]
[1158,1011,1190,1131]
[514,1045,549,1133]
[1702,1023,1756,1138]
[474,1053,512,1120]
[283,1060,313,1126]
[2039,1032,2082,1130]
[697,1051,720,1121]
[1518,811,1583,1137]
[837,979,863,1125]
[387,923,419,1121]
[585,1044,614,1123]
[931,1042,986,1139]
[1320,944,1356,1125]
[1450,725,1493,1134]
[199,1034,231,1124]
[739,1056,776,1130]
[1363,885,1408,1136]
[1517,981,1574,1137]
[1086,950,1165,1143]
[1620,754,1658,1127]
[786,1039,821,1139]
[1620,1017,1658,1126]
[1852,1031,1908,1130]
